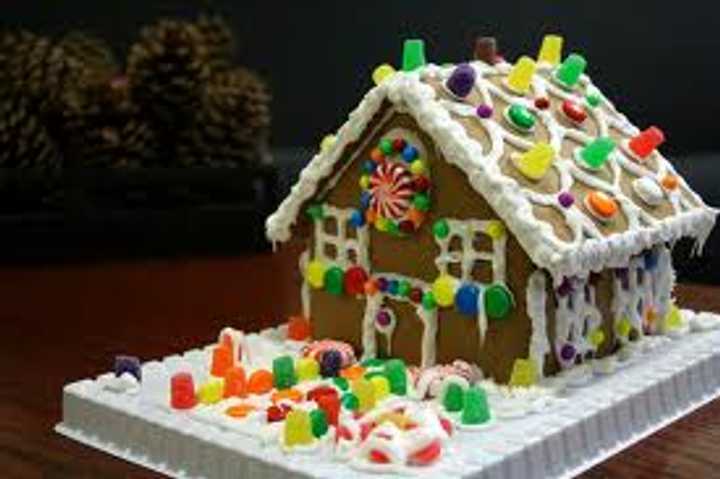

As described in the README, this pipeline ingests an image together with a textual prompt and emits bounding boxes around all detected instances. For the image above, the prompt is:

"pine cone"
[193,14,234,72]
[177,67,270,167]
[0,30,85,116]
[59,76,158,168]
[126,19,210,128]
[0,86,61,169]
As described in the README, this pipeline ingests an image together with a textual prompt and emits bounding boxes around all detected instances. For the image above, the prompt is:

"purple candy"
[476,104,493,119]
[376,311,392,327]
[558,191,575,208]
[320,349,343,378]
[556,277,574,297]
[114,355,141,381]
[377,277,389,292]
[560,343,577,361]
[446,63,476,98]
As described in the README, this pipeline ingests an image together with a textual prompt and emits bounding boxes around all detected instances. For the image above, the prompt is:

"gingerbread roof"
[266,56,716,281]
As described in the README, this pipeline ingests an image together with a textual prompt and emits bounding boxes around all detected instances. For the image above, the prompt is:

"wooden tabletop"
[2,245,719,478]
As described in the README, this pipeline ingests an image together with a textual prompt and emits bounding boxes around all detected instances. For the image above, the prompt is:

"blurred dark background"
[1,0,719,282]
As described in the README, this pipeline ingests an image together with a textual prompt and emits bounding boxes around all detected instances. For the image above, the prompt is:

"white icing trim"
[266,63,716,281]
[526,270,549,377]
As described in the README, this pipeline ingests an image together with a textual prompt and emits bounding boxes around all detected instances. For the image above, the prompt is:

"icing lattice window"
[313,204,369,269]
[433,218,507,284]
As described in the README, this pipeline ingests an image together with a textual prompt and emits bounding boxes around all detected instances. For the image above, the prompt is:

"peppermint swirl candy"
[369,162,414,220]
[410,360,483,399]
[301,339,357,368]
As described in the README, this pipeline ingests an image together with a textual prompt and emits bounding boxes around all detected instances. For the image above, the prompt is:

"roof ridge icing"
[266,60,716,281]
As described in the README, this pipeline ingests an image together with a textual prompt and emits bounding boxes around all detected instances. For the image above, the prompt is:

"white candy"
[633,177,664,206]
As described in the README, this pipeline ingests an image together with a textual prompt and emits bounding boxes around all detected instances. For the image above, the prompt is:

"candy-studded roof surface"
[266,54,716,280]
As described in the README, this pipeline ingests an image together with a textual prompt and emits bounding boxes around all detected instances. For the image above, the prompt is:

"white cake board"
[57,312,720,479]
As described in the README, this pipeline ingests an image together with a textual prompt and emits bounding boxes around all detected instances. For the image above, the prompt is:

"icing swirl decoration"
[357,137,432,236]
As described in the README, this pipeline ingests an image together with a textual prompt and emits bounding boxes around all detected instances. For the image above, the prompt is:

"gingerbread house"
[266,37,716,383]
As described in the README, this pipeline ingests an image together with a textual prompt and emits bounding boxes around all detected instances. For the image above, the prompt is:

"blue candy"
[455,283,481,316]
[349,209,366,228]
[401,145,419,162]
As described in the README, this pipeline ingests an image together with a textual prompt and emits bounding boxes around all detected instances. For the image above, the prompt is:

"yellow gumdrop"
[537,34,564,66]
[509,359,538,388]
[320,134,336,153]
[296,357,320,382]
[506,56,536,95]
[375,216,389,232]
[514,143,554,181]
[410,159,426,175]
[432,275,458,308]
[665,304,683,330]
[370,375,391,401]
[485,220,505,240]
[616,317,632,338]
[589,328,605,348]
[284,410,314,447]
[306,260,327,289]
[359,175,370,190]
[198,378,224,405]
[352,378,376,413]
[372,64,397,86]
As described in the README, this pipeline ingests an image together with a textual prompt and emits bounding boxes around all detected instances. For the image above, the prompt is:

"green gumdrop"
[556,53,587,87]
[364,370,386,380]
[333,376,349,391]
[586,93,601,108]
[443,383,464,412]
[379,138,394,155]
[422,291,437,311]
[580,137,616,169]
[342,392,359,410]
[273,355,297,389]
[461,386,491,425]
[310,409,329,437]
[507,104,536,130]
[387,220,400,236]
[432,219,450,239]
[413,193,430,212]
[485,284,513,320]
[361,358,385,368]
[402,39,427,72]
[324,266,345,295]
[384,359,407,395]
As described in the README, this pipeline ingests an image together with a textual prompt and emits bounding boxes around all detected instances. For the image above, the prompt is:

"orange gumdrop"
[586,191,618,219]
[224,366,247,398]
[364,279,378,296]
[340,364,365,381]
[247,369,274,395]
[211,344,233,377]
[287,316,312,341]
[271,388,304,404]
[661,174,679,191]
[370,148,385,163]
[365,208,377,224]
[225,403,255,418]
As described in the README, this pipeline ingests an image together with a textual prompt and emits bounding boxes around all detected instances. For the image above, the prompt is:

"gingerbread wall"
[307,108,540,382]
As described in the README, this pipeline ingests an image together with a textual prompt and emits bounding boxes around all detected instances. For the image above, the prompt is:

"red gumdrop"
[409,439,442,466]
[171,372,197,410]
[316,394,341,426]
[307,385,338,402]
[629,126,665,159]
[266,405,290,422]
[370,449,391,464]
[287,315,312,341]
[399,220,416,234]
[392,138,407,152]
[344,266,369,295]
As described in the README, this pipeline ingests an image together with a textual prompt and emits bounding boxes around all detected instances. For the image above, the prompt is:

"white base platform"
[57,312,720,479]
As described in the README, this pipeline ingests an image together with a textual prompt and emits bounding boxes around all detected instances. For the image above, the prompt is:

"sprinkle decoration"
[357,137,432,236]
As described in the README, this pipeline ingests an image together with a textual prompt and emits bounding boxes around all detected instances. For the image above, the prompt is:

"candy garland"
[358,136,432,236]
